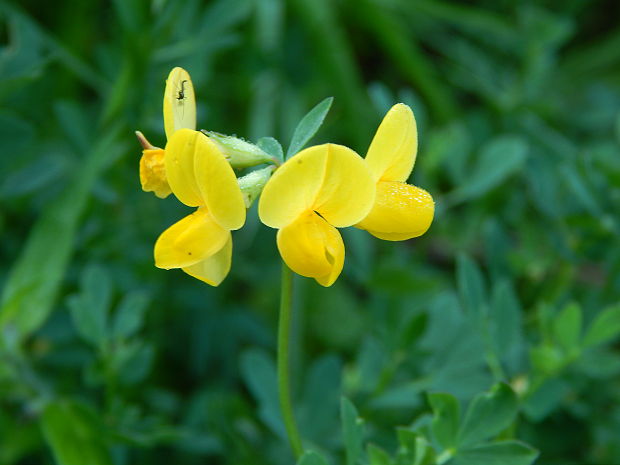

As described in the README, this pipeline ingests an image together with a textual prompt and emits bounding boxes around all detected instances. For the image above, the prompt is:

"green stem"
[277,263,303,458]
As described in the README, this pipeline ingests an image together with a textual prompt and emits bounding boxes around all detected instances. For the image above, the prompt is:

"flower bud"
[238,166,275,208]
[136,131,171,199]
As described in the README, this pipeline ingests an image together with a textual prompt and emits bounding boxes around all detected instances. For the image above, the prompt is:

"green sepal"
[204,131,276,169]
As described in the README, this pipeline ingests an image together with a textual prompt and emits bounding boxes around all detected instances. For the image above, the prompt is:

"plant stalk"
[277,263,303,458]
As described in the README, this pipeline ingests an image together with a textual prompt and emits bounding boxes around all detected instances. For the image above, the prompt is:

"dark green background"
[1,0,619,464]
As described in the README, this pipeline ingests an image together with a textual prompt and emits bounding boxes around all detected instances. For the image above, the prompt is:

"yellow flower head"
[154,129,246,285]
[259,144,375,286]
[138,67,196,199]
[356,103,434,240]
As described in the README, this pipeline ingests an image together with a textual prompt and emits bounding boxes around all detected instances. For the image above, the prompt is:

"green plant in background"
[1,0,620,464]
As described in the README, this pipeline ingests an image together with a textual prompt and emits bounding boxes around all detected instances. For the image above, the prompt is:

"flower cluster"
[137,68,434,287]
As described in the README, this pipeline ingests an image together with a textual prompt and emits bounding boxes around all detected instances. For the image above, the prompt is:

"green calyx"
[204,131,277,169]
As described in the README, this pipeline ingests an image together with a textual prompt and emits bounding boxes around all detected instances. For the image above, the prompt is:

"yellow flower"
[154,129,246,285]
[138,67,196,199]
[356,103,434,240]
[259,144,375,286]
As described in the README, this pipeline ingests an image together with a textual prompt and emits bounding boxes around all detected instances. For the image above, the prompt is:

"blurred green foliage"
[1,0,619,464]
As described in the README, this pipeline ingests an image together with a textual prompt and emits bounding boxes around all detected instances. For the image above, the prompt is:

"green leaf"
[552,303,582,352]
[0,129,122,341]
[453,440,538,465]
[523,378,569,421]
[286,97,333,158]
[112,291,149,340]
[399,312,428,349]
[287,0,370,140]
[356,2,457,123]
[1,153,69,199]
[255,0,284,52]
[68,295,102,348]
[257,136,284,162]
[41,401,113,465]
[299,355,342,439]
[457,383,518,447]
[116,341,155,385]
[428,392,460,448]
[240,349,284,437]
[456,254,487,321]
[83,265,112,318]
[297,451,330,465]
[367,443,392,465]
[397,427,418,451]
[54,101,92,153]
[395,428,417,463]
[449,135,528,203]
[341,397,364,465]
[369,380,425,410]
[68,265,112,348]
[411,1,517,45]
[583,303,620,347]
[412,435,436,465]
[560,163,601,215]
[3,7,107,93]
[530,344,564,376]
[577,346,620,378]
[0,112,34,160]
[489,281,523,371]
[396,429,435,465]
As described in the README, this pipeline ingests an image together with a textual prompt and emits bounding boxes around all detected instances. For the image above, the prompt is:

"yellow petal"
[313,145,376,228]
[363,230,418,241]
[165,130,246,227]
[182,235,232,286]
[139,148,171,198]
[194,133,246,230]
[365,103,417,183]
[259,145,326,228]
[163,67,196,139]
[356,181,434,241]
[154,208,229,269]
[259,144,375,229]
[277,211,345,287]
[164,129,203,207]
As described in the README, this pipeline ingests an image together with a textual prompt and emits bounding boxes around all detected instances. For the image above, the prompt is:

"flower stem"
[277,263,303,458]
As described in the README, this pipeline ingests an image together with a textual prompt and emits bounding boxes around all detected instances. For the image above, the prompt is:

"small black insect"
[176,80,188,101]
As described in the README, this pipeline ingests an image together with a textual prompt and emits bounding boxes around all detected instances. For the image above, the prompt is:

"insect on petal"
[163,67,196,139]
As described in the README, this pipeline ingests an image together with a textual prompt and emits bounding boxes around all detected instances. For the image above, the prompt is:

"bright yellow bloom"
[139,67,196,199]
[154,129,246,285]
[259,144,375,286]
[356,104,434,240]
